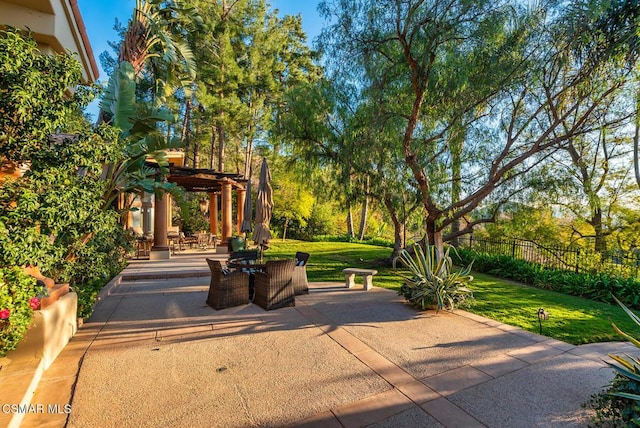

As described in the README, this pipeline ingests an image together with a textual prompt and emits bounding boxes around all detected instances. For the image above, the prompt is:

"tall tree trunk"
[181,99,192,167]
[450,128,464,246]
[384,196,405,260]
[245,136,253,178]
[426,216,445,263]
[244,105,254,177]
[217,121,225,172]
[346,204,354,238]
[210,124,216,170]
[283,217,288,241]
[358,176,369,240]
[194,138,200,169]
[358,198,368,241]
[234,138,241,174]
[591,207,607,254]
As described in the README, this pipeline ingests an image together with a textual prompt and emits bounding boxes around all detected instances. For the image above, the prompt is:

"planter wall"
[5,292,78,370]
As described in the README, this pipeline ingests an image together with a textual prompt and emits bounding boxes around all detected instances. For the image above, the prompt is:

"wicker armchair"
[206,258,250,310]
[253,259,296,310]
[292,252,310,295]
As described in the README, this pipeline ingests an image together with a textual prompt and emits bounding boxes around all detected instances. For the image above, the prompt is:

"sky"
[76,0,325,84]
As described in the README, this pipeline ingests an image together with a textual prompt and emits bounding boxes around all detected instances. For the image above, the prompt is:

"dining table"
[227,260,266,301]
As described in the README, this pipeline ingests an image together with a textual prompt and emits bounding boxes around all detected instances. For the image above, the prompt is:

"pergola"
[148,165,249,260]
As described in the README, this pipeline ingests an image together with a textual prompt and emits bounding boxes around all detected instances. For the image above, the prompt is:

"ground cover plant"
[266,240,640,345]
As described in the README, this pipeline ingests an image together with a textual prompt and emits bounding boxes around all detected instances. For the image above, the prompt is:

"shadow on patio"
[58,252,620,427]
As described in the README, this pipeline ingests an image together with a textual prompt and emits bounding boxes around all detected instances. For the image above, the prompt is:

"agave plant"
[606,296,640,402]
[396,243,474,312]
[587,296,640,425]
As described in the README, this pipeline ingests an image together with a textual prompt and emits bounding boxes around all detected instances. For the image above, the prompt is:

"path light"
[537,308,549,334]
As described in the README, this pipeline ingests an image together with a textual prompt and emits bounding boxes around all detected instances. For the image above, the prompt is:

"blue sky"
[76,0,324,84]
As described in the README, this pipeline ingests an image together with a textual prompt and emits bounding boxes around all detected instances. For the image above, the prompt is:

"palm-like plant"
[119,0,201,100]
[396,243,474,312]
[99,61,183,209]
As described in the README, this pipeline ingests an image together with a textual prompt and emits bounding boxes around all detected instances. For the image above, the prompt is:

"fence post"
[512,240,517,258]
[575,248,580,274]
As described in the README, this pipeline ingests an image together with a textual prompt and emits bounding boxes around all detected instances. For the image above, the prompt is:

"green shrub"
[453,248,640,309]
[304,202,338,239]
[0,267,46,357]
[397,244,474,311]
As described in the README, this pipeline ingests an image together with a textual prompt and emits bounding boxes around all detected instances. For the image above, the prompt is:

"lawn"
[267,239,640,345]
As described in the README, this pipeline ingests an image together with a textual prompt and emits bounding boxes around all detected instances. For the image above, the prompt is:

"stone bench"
[343,268,378,291]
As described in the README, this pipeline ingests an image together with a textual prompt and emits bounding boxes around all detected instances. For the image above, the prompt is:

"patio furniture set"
[206,251,310,311]
[168,230,218,254]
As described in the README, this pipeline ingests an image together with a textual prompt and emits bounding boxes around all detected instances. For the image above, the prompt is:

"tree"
[117,0,201,101]
[189,0,320,173]
[98,61,184,211]
[554,123,636,253]
[271,162,314,241]
[316,0,640,259]
[279,78,422,258]
[563,0,640,191]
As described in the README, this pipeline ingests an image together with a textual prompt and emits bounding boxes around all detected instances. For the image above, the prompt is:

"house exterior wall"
[0,0,98,83]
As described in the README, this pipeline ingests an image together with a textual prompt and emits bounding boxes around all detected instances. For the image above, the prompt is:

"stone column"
[150,191,170,260]
[141,193,153,235]
[236,188,246,235]
[221,181,233,245]
[209,192,218,236]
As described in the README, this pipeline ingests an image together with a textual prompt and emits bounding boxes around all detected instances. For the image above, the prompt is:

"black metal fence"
[458,236,640,278]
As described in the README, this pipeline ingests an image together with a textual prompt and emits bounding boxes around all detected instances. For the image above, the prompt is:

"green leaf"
[610,391,640,402]
[99,61,137,133]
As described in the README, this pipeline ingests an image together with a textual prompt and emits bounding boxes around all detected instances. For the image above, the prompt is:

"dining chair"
[206,258,250,310]
[292,252,310,295]
[253,259,296,310]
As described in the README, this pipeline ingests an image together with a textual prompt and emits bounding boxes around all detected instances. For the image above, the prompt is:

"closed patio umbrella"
[240,171,252,235]
[252,158,273,259]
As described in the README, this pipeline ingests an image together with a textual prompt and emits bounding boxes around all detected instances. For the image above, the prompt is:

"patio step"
[120,270,210,282]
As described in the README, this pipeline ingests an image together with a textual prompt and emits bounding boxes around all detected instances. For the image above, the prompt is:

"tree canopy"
[271,0,640,256]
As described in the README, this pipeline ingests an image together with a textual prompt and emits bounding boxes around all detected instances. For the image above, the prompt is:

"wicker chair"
[292,252,310,295]
[253,259,296,310]
[206,258,250,310]
[228,250,259,264]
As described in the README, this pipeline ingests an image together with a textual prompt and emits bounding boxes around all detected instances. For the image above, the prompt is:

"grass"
[266,239,640,345]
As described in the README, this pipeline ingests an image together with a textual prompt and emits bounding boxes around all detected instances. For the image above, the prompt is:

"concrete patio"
[2,250,634,427]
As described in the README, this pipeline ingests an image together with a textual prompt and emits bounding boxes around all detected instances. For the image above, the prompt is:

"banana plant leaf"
[99,62,137,134]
